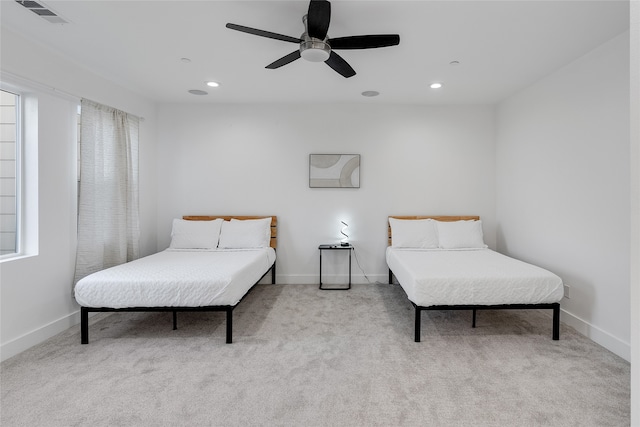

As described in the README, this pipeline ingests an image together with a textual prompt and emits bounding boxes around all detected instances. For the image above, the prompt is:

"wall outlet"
[563,284,570,299]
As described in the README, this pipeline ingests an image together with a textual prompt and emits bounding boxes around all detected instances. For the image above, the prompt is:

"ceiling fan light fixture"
[301,48,330,62]
[300,37,330,62]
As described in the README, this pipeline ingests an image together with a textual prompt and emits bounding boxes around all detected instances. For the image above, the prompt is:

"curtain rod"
[81,98,145,122]
[0,70,145,121]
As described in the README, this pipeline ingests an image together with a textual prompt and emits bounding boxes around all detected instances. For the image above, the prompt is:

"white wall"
[0,29,158,361]
[156,104,496,284]
[629,3,639,423]
[496,32,631,360]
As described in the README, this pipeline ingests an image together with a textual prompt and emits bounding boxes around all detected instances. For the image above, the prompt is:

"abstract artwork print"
[309,154,360,188]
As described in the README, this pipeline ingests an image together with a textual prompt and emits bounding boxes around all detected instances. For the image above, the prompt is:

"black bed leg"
[389,269,393,284]
[415,308,421,342]
[472,309,477,328]
[226,309,233,344]
[552,303,560,340]
[81,307,89,344]
[271,263,276,284]
[172,311,178,330]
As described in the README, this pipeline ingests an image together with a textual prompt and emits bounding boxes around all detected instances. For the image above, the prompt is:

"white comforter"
[386,248,563,307]
[74,248,276,308]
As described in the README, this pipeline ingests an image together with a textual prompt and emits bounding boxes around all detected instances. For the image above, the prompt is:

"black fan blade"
[307,0,331,40]
[325,51,356,78]
[266,50,301,69]
[226,23,301,44]
[329,34,400,50]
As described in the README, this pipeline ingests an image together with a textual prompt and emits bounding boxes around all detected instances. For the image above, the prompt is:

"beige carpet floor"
[0,283,630,426]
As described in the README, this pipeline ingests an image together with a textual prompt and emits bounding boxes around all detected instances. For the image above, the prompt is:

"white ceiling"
[0,0,630,105]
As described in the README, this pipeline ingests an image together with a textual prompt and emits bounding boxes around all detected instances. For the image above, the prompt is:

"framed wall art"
[309,154,360,188]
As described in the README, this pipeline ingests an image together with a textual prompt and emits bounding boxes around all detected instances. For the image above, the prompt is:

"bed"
[75,215,277,344]
[386,216,564,342]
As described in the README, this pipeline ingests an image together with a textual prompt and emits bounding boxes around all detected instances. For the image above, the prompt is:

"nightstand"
[318,244,353,290]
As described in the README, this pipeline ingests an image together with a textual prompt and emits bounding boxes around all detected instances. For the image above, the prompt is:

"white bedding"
[386,247,563,307]
[75,248,276,308]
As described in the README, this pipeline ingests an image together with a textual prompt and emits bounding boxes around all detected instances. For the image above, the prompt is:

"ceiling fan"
[226,0,400,78]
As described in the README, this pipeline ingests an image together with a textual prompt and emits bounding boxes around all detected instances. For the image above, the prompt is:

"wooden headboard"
[388,215,480,246]
[183,215,277,249]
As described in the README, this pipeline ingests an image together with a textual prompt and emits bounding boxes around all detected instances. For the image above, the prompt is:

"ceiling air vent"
[15,0,69,24]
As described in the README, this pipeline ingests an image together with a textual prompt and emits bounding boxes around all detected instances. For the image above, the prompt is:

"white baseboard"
[1,311,80,362]
[560,308,630,362]
[275,273,389,285]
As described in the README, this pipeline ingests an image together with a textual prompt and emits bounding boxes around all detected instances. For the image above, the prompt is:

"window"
[0,89,20,256]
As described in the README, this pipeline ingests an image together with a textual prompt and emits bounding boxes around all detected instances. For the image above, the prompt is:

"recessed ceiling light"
[430,83,443,89]
[206,81,220,88]
[449,60,460,66]
[180,57,191,63]
[188,89,208,95]
[361,90,380,97]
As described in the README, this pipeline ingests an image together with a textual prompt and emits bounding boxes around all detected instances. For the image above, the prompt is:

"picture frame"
[309,154,360,188]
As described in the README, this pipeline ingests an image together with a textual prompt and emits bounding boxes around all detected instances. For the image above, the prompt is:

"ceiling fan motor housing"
[300,34,331,62]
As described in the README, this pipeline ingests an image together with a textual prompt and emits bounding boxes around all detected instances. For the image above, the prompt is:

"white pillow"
[169,218,223,249]
[436,220,487,249]
[389,218,438,248]
[218,217,272,249]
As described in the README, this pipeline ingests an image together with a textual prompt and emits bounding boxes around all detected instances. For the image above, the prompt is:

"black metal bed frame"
[389,269,561,342]
[80,262,276,345]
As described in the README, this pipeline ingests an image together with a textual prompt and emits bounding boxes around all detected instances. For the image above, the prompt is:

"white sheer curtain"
[74,99,139,284]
